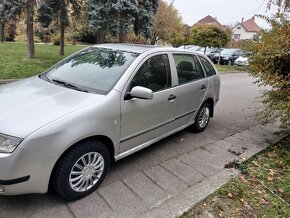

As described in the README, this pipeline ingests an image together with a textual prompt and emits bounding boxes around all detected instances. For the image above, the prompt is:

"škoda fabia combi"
[0,44,220,200]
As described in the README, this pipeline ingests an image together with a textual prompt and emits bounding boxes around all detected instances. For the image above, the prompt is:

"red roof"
[242,17,262,32]
[197,15,222,26]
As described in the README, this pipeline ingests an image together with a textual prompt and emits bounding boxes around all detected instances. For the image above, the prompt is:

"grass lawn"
[0,42,87,80]
[215,64,247,73]
[181,136,290,218]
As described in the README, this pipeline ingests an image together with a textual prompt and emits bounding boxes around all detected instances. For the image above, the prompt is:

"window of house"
[234,34,241,40]
[237,26,241,30]
[130,55,171,92]
[173,54,205,84]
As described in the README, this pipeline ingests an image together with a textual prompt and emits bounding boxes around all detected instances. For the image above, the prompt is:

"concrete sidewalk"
[26,124,288,218]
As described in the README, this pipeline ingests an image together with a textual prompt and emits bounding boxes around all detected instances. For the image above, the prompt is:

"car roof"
[92,43,189,54]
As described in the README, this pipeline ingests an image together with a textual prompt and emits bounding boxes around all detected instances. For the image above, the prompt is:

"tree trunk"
[118,27,127,43]
[26,0,35,58]
[96,31,105,44]
[0,20,5,43]
[59,23,65,55]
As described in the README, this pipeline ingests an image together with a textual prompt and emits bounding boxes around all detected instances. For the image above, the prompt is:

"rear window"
[173,54,205,84]
[199,56,216,77]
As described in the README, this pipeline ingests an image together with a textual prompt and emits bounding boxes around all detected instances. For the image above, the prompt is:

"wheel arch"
[203,98,214,117]
[48,135,115,189]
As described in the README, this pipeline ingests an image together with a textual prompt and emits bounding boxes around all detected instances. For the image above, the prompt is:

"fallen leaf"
[267,177,273,182]
[180,138,184,142]
[278,188,284,194]
[260,198,270,205]
[269,169,275,176]
[228,192,233,198]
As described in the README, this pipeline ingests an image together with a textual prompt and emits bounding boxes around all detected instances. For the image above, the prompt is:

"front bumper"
[0,147,57,195]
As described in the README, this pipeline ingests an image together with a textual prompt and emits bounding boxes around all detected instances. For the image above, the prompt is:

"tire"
[52,140,110,201]
[191,102,211,133]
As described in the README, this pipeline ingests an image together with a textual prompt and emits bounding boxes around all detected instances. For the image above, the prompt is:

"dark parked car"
[197,47,224,61]
[213,48,243,65]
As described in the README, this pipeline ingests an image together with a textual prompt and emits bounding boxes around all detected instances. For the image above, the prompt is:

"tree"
[150,0,183,46]
[26,0,35,58]
[38,0,80,55]
[190,23,231,52]
[0,0,21,42]
[88,0,158,43]
[247,1,290,128]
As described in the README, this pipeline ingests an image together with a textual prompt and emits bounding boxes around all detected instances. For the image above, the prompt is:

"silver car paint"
[0,44,220,195]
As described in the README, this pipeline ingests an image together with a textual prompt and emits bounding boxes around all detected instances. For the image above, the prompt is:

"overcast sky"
[164,0,276,28]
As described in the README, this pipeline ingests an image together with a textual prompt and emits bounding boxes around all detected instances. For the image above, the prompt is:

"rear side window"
[173,54,205,84]
[130,54,171,92]
[199,56,216,77]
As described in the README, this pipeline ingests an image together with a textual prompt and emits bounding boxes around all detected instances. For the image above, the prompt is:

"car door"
[119,54,177,153]
[171,53,209,127]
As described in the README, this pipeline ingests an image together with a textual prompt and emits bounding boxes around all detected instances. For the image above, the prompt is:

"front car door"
[119,54,176,153]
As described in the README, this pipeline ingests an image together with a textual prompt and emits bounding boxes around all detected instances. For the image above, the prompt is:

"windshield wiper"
[51,79,89,93]
[39,73,51,82]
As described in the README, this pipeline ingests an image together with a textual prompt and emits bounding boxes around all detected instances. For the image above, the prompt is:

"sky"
[164,0,277,28]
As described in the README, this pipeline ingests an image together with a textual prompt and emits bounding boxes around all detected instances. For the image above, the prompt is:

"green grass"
[0,42,87,80]
[182,137,290,218]
[215,64,247,73]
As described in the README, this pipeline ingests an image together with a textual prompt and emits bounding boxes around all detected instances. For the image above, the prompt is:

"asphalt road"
[0,72,265,218]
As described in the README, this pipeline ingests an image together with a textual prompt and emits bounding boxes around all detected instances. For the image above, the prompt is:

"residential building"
[196,15,222,26]
[232,17,262,41]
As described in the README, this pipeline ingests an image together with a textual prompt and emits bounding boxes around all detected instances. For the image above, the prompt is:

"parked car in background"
[0,44,220,201]
[197,47,224,61]
[213,48,243,65]
[234,56,249,66]
[179,45,201,51]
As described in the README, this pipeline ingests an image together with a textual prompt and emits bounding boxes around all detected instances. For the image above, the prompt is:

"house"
[232,17,262,41]
[196,15,222,27]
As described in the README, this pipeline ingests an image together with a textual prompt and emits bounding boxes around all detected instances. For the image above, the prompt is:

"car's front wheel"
[191,102,211,132]
[52,140,110,201]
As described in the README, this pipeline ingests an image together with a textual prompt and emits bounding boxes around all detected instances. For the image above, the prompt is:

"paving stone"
[123,172,170,209]
[69,191,117,218]
[144,165,188,196]
[181,149,225,174]
[205,143,236,163]
[223,136,254,150]
[234,129,267,144]
[161,158,204,185]
[213,139,233,150]
[31,205,74,218]
[98,181,148,218]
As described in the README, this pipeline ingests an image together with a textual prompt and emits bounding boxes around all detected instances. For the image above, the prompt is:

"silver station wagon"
[0,44,220,200]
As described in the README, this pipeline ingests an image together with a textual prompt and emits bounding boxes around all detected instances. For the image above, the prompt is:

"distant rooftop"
[196,15,222,26]
[242,17,262,32]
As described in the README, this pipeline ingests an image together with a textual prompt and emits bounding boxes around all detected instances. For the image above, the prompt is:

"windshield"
[221,49,236,55]
[42,47,139,94]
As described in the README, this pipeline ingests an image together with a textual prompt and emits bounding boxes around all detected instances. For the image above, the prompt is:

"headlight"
[0,134,23,153]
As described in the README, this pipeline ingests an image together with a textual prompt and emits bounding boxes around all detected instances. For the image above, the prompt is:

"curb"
[0,79,19,85]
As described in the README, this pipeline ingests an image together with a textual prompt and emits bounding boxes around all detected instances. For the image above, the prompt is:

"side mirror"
[128,86,153,100]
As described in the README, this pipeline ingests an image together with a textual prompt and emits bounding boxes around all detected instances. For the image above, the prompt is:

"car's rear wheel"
[52,140,110,201]
[191,102,211,132]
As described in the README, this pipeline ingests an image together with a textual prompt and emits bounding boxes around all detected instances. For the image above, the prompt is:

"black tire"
[52,140,110,201]
[191,102,211,133]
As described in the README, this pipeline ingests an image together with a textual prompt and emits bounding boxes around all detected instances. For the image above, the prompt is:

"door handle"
[201,85,207,90]
[168,94,176,101]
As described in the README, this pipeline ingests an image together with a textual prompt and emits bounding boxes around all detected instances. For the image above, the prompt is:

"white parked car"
[234,56,249,66]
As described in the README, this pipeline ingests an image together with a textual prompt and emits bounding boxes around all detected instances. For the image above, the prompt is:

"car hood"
[0,77,104,138]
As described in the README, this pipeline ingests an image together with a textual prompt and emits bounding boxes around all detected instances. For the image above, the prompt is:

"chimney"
[252,16,255,21]
[241,17,244,23]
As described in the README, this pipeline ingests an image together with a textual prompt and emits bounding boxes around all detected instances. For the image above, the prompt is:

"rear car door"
[171,53,209,126]
[120,54,177,153]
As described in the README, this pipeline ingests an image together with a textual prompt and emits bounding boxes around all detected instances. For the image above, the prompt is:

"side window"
[173,54,205,85]
[199,56,216,77]
[130,55,171,92]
